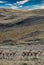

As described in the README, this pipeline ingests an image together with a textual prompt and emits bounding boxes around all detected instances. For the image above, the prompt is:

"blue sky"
[0,0,44,10]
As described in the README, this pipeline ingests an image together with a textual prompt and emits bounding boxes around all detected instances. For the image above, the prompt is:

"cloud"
[19,5,23,7]
[0,1,6,3]
[5,3,18,9]
[16,0,29,5]
[40,2,44,9]
[5,4,13,6]
[10,6,18,9]
[4,0,44,10]
[27,4,44,10]
[0,1,4,3]
[10,5,23,10]
[5,2,23,10]
[32,5,40,9]
[40,5,44,9]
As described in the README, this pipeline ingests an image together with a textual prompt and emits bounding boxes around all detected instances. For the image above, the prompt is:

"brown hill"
[0,8,44,45]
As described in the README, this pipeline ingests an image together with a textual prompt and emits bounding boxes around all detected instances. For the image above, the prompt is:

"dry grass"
[0,60,44,65]
[0,24,44,42]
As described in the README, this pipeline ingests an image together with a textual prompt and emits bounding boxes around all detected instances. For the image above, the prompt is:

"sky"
[0,0,44,10]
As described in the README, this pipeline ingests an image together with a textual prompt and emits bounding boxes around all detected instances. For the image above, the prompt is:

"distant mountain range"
[0,8,44,45]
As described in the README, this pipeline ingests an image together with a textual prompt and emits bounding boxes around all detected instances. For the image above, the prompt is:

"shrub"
[22,63,27,65]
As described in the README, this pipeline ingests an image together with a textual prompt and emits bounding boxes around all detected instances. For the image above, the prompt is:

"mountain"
[0,8,44,45]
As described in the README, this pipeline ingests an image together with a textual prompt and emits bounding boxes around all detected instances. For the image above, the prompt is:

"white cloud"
[40,5,44,9]
[16,0,29,5]
[0,1,5,3]
[4,0,44,10]
[5,2,23,10]
[29,4,44,10]
[5,3,18,9]
[10,6,18,9]
[5,4,13,6]
[40,3,44,9]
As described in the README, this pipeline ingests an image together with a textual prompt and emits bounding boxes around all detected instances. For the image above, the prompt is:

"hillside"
[0,8,44,45]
